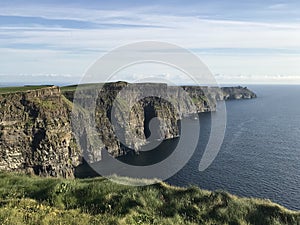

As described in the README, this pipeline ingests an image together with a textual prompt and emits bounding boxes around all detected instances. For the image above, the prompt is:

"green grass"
[0,172,299,225]
[0,85,53,94]
[60,85,78,92]
[0,84,82,95]
[60,83,102,93]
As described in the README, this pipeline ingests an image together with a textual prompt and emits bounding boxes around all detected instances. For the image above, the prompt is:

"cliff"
[0,83,256,177]
[70,82,216,162]
[0,86,81,178]
[70,82,256,162]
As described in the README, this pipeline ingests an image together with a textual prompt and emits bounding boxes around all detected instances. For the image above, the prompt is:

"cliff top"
[0,172,298,225]
[0,82,253,93]
[0,85,56,95]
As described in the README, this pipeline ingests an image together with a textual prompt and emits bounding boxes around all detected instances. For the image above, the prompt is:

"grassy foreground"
[0,172,299,225]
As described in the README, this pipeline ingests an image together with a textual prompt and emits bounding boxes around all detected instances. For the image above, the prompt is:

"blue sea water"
[166,85,300,210]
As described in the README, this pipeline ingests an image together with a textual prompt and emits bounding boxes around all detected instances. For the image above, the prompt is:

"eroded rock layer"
[0,87,81,177]
[0,82,256,177]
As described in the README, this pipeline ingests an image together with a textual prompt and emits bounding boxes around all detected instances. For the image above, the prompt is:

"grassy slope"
[0,172,299,225]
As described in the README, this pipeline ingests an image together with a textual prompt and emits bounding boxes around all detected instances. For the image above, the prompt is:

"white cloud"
[268,3,287,10]
[1,4,300,84]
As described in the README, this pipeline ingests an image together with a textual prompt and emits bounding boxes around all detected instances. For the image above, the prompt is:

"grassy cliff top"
[0,85,54,94]
[0,172,299,225]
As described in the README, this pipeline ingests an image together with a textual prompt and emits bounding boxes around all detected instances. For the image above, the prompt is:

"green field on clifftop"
[0,85,52,94]
[0,172,299,225]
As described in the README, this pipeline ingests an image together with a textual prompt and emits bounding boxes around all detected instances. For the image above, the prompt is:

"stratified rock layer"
[0,83,256,177]
[0,86,81,177]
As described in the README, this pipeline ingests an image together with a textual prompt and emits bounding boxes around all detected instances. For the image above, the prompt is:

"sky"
[1,0,300,85]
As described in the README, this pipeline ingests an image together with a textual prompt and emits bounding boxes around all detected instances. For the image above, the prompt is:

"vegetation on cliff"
[0,85,52,94]
[0,172,299,225]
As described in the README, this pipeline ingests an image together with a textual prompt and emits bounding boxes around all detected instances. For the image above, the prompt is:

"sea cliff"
[0,86,81,178]
[0,82,256,177]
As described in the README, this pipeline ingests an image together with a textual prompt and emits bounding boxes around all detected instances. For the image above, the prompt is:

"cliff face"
[181,85,257,101]
[70,82,216,162]
[0,86,81,178]
[0,83,256,177]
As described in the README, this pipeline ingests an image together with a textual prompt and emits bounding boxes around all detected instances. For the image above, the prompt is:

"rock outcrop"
[0,86,81,177]
[0,82,256,177]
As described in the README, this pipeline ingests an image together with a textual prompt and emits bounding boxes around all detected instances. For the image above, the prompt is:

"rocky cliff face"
[0,86,81,178]
[181,85,257,101]
[0,83,256,177]
[70,82,216,163]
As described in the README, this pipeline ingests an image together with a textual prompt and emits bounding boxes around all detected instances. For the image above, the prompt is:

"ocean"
[165,85,300,210]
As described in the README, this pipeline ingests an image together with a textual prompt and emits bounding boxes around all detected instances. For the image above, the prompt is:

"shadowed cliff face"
[71,82,215,163]
[0,83,256,178]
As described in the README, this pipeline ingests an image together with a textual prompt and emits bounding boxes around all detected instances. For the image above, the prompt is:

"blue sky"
[1,0,300,84]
